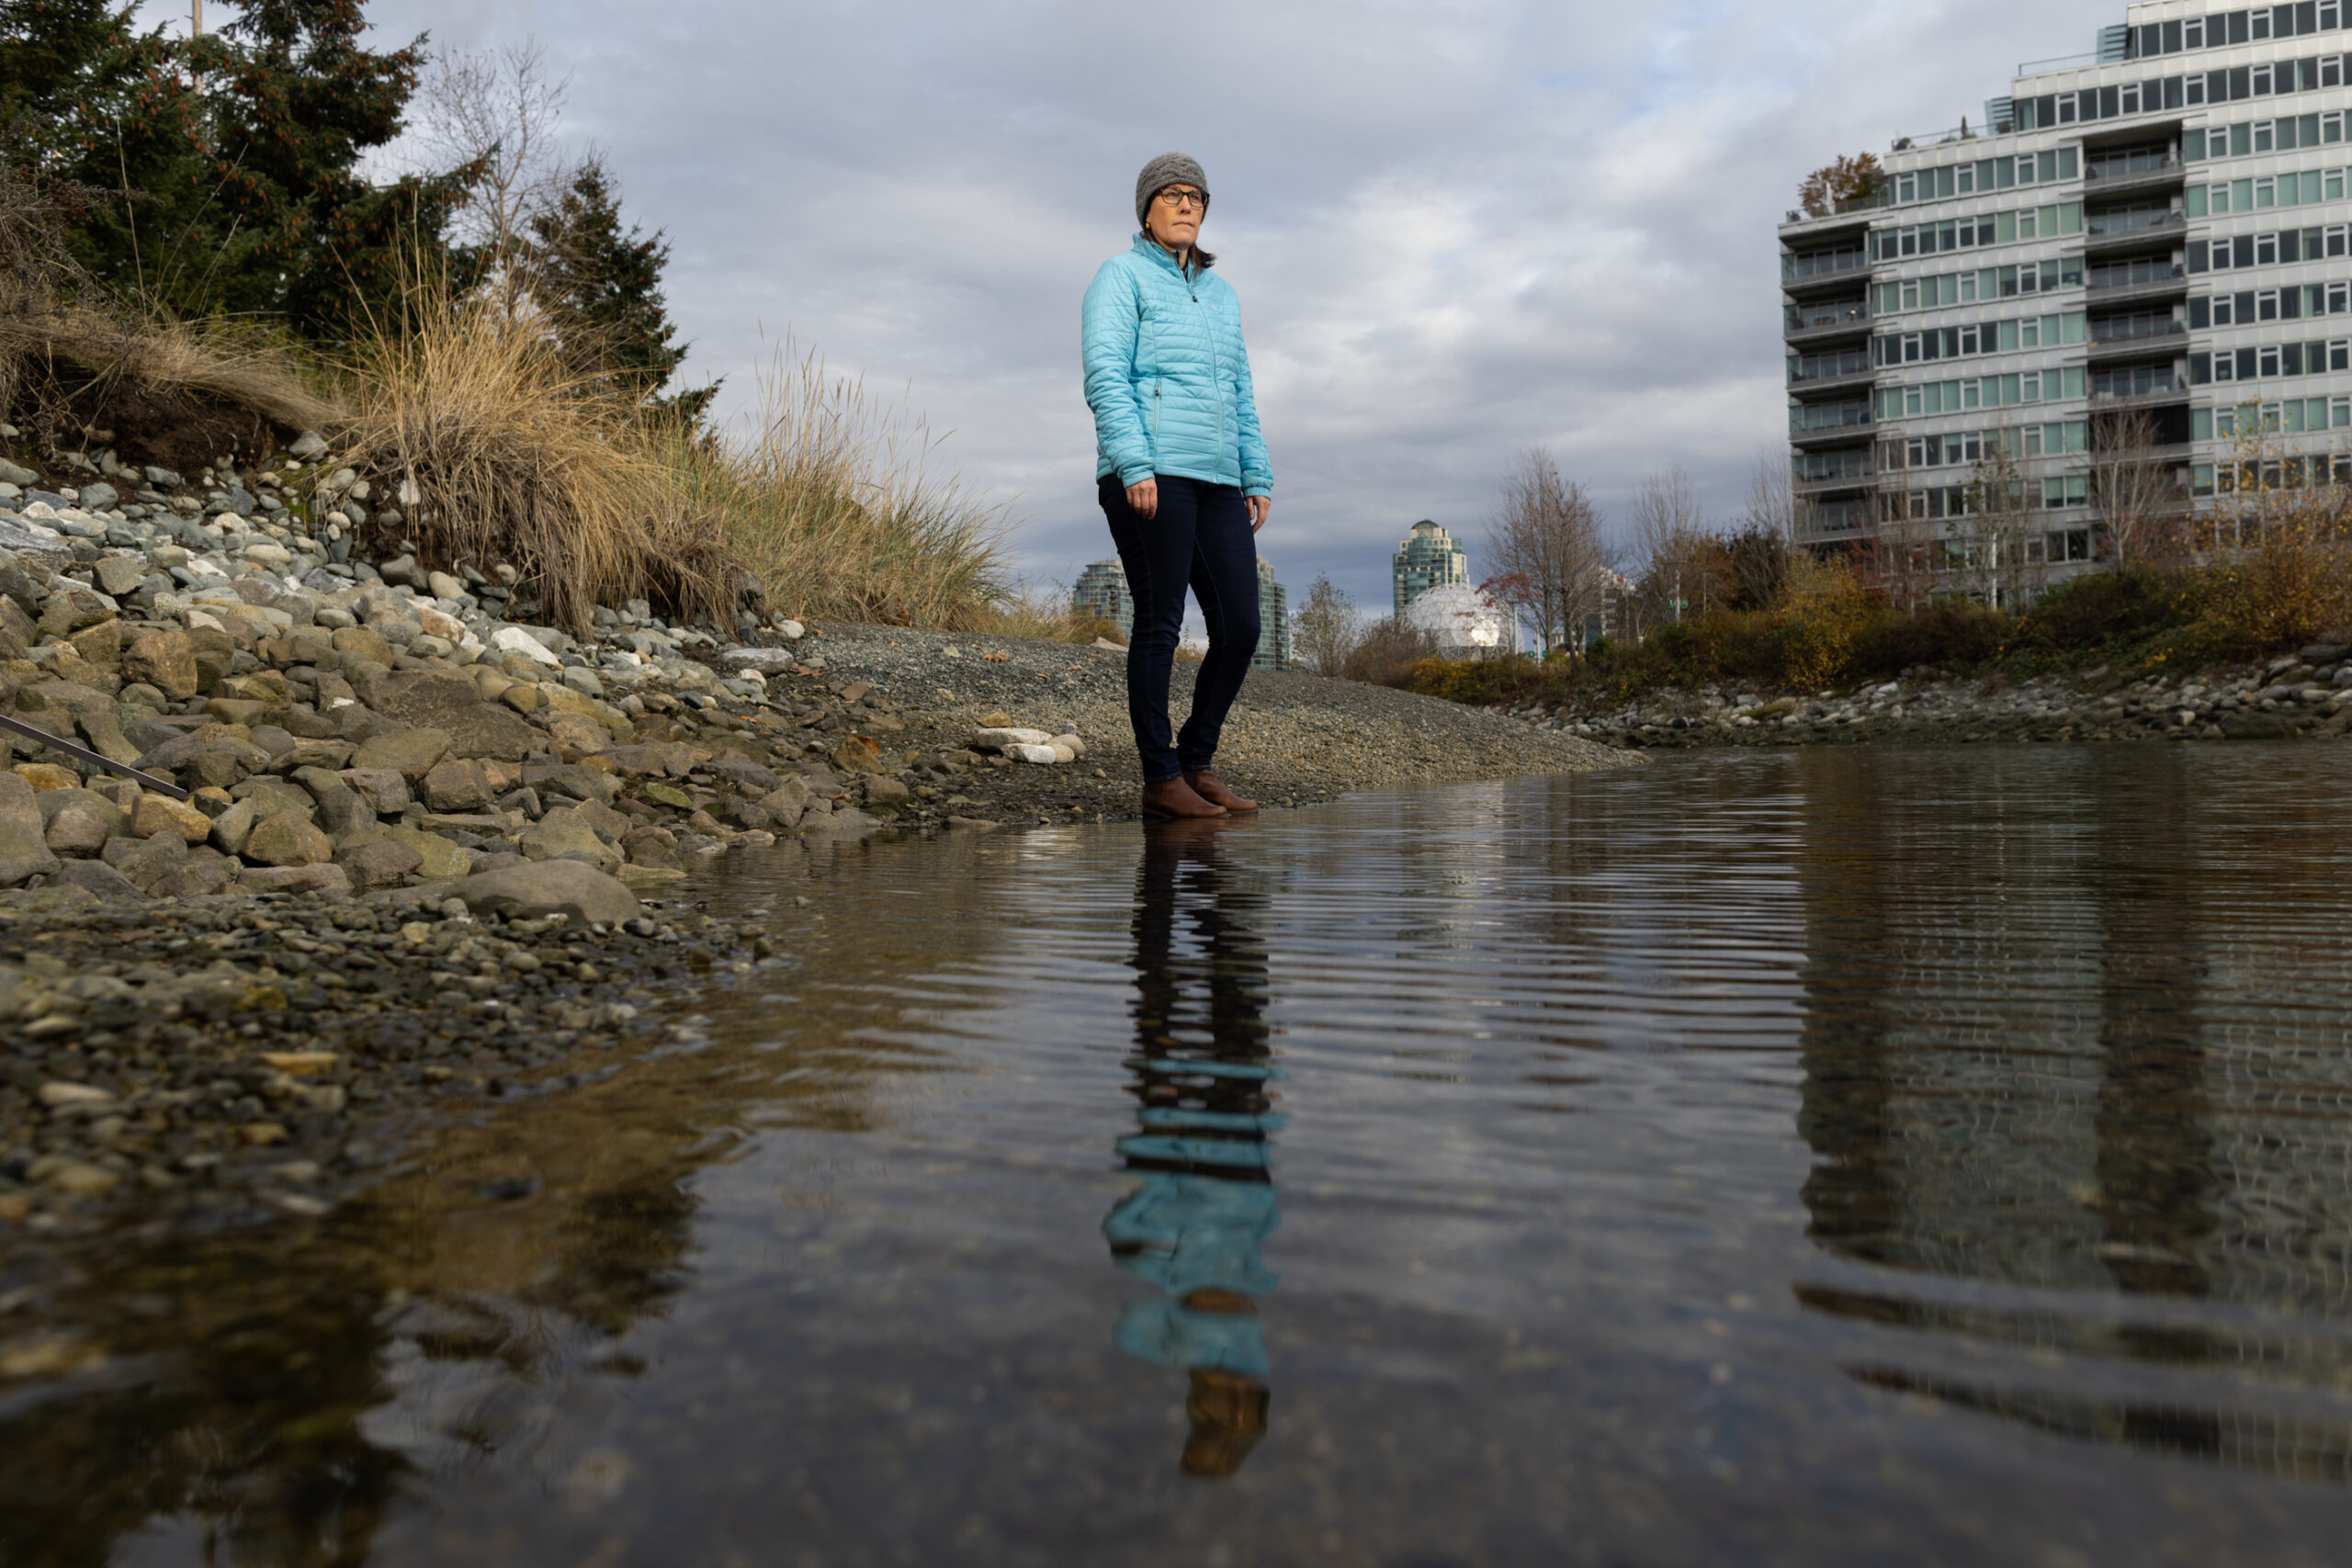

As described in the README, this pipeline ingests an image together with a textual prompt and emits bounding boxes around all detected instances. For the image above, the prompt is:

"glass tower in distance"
[1392,520,1468,616]
[1253,557,1291,671]
[1072,559,1134,639]
[1781,0,2352,594]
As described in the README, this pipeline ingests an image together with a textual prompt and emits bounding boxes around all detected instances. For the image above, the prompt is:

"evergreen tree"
[1,0,481,333]
[206,0,481,332]
[0,0,209,299]
[526,158,712,421]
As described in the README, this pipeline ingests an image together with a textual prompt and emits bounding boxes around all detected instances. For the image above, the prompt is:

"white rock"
[719,647,797,673]
[775,619,805,640]
[243,541,292,566]
[20,501,55,520]
[184,608,227,633]
[39,1082,115,1109]
[1009,743,1062,765]
[428,570,466,600]
[971,727,1053,751]
[1048,741,1078,763]
[492,626,562,666]
[1052,731,1085,758]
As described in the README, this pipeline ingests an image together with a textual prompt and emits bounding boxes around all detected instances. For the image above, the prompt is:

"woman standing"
[1083,152,1273,820]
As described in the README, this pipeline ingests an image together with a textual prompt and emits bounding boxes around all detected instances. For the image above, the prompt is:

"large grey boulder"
[49,859,146,899]
[0,773,62,886]
[451,860,639,925]
[361,670,542,761]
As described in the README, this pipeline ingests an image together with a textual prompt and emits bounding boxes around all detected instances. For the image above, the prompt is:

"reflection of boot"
[1142,776,1227,819]
[1183,770,1258,813]
[1182,1368,1271,1477]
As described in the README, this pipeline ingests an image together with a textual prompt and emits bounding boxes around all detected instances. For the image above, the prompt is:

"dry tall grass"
[342,288,742,633]
[672,346,1014,630]
[3,159,335,444]
[0,306,337,434]
[7,208,1022,637]
[988,580,1126,644]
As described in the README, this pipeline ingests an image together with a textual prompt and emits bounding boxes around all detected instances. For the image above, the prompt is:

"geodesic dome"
[1403,584,1518,658]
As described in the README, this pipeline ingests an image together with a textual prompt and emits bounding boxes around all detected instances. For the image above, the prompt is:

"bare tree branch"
[1625,466,1729,635]
[414,41,575,318]
[1486,446,1611,655]
[2090,403,2180,567]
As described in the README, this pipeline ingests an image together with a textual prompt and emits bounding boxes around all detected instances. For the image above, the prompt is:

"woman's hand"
[1248,495,1271,533]
[1125,478,1159,519]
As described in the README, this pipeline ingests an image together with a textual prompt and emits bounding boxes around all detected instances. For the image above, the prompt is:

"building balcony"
[1794,470,1876,498]
[2083,210,2185,254]
[1790,415,1876,450]
[1783,303,1872,347]
[1787,366,1878,399]
[2088,377,2190,410]
[2086,321,2186,361]
[2085,265,2188,308]
[1781,253,1871,299]
[2081,156,2187,199]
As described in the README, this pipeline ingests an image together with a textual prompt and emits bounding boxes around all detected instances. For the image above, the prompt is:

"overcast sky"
[149,0,2118,613]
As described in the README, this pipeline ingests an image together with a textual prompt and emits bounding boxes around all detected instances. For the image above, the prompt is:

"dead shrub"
[344,287,740,633]
[1340,615,1442,686]
[675,345,1012,631]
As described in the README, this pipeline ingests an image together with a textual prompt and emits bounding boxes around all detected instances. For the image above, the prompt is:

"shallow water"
[9,745,2352,1565]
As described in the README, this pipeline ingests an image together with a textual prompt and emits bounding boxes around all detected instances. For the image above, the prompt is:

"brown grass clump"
[0,306,337,443]
[4,161,337,454]
[343,288,742,633]
[986,581,1125,644]
[675,346,1013,631]
[1340,615,1442,685]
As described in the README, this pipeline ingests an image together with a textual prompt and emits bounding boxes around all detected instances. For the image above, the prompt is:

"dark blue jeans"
[1099,473,1261,784]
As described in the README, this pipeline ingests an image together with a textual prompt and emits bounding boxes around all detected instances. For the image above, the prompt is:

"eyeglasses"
[1155,187,1206,211]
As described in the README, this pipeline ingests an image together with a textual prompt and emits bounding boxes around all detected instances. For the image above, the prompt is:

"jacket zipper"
[1189,265,1229,479]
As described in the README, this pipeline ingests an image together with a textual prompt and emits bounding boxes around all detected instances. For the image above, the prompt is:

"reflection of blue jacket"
[1081,236,1273,497]
[1105,1173,1280,1376]
[1114,1297,1269,1378]
[1103,1172,1281,1300]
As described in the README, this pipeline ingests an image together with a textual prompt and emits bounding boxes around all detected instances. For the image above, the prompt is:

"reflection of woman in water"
[1101,817,1283,1477]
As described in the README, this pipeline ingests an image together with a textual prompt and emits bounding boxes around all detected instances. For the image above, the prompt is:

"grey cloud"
[222,0,2114,607]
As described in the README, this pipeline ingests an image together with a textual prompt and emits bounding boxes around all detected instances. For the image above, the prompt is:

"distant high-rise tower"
[1392,520,1468,616]
[1072,559,1134,639]
[1253,556,1291,671]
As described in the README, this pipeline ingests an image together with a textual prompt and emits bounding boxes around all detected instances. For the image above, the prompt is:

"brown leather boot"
[1183,770,1258,813]
[1141,776,1227,820]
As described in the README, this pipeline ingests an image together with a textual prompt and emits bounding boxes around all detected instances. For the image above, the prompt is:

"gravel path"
[0,417,1634,1243]
[793,621,1635,820]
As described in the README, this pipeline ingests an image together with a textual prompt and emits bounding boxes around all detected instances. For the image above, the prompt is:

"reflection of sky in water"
[1103,820,1285,1470]
[13,750,2352,1562]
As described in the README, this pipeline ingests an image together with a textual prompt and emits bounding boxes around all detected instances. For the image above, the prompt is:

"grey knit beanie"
[1136,152,1210,228]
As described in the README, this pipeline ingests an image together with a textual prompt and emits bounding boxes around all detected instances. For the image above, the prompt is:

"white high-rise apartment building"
[1781,1,2352,591]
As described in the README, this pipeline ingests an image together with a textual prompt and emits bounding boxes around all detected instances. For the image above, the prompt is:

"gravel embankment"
[791,620,1632,818]
[1485,642,2352,750]
[0,426,1634,1240]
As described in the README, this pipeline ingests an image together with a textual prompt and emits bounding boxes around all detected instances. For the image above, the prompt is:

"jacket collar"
[1131,231,1195,281]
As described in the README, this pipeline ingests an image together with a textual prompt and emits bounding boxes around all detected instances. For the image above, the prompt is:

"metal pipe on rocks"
[0,711,213,807]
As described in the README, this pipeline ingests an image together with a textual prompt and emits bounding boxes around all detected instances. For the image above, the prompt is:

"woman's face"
[1146,184,1204,251]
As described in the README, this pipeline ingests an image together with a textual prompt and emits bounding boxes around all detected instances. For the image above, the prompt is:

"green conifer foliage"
[208,0,481,332]
[1,0,481,333]
[526,158,712,421]
[1,0,208,298]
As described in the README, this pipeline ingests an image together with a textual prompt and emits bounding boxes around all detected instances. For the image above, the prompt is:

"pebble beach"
[0,428,1633,1239]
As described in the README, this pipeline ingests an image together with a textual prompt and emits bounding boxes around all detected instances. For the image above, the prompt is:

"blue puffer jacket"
[1082,235,1272,497]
